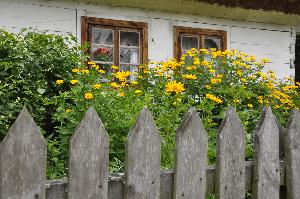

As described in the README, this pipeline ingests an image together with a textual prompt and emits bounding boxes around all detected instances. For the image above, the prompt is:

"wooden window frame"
[81,16,148,66]
[174,26,227,60]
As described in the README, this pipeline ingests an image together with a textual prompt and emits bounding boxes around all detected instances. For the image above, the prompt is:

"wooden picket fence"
[0,106,300,199]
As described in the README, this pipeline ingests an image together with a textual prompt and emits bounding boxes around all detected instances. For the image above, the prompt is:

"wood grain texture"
[0,107,47,199]
[253,107,280,199]
[68,107,109,199]
[215,107,245,199]
[173,107,208,199]
[285,110,300,199]
[124,108,161,199]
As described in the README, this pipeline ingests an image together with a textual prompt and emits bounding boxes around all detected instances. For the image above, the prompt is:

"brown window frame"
[174,26,227,60]
[81,16,148,67]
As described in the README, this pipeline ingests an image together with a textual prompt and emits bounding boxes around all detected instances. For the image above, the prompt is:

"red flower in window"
[93,47,110,61]
[93,47,110,56]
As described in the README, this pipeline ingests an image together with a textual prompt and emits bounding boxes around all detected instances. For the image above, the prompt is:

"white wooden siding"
[0,0,296,78]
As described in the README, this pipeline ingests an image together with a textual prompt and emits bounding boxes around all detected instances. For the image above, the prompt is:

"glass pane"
[181,36,199,50]
[91,46,113,62]
[120,31,139,47]
[92,27,113,45]
[120,47,139,64]
[204,37,221,50]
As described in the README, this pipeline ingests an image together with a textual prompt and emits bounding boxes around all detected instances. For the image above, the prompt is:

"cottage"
[1,0,299,80]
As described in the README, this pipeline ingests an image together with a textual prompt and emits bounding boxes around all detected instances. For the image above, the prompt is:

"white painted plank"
[0,1,76,34]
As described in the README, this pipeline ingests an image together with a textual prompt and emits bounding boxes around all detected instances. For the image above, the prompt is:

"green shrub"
[0,29,88,178]
[52,48,300,179]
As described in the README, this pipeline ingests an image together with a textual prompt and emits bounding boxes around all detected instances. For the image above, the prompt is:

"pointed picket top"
[68,106,109,199]
[125,107,161,199]
[0,106,46,199]
[174,107,208,199]
[252,107,280,199]
[216,106,245,199]
[285,110,300,199]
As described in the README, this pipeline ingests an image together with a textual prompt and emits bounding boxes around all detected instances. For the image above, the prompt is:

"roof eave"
[82,0,300,25]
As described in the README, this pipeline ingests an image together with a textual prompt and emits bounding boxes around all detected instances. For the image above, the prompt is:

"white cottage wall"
[0,0,296,78]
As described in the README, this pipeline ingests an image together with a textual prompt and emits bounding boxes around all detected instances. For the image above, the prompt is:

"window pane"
[204,37,221,50]
[120,47,139,64]
[120,31,140,47]
[181,36,199,51]
[92,27,113,45]
[92,46,113,62]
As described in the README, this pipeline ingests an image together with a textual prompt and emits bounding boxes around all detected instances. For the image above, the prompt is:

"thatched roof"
[196,0,300,15]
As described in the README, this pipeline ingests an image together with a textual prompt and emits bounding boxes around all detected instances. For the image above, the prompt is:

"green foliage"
[52,48,300,179]
[0,29,87,178]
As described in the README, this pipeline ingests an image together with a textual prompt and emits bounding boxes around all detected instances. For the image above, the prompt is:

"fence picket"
[216,107,245,199]
[173,107,208,199]
[253,107,280,199]
[68,107,109,199]
[124,108,161,199]
[0,107,47,199]
[285,110,300,199]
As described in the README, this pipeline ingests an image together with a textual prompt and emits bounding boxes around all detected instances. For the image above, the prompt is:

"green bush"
[0,29,88,177]
[52,48,300,179]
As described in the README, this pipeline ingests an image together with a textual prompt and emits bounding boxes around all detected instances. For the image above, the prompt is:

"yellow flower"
[205,85,211,89]
[206,94,223,104]
[182,74,197,80]
[210,78,221,84]
[111,82,120,89]
[131,80,138,85]
[84,92,93,100]
[165,80,185,94]
[98,69,105,74]
[70,80,78,85]
[56,80,64,85]
[240,78,246,83]
[193,58,200,65]
[88,61,96,65]
[247,104,253,108]
[115,71,131,82]
[118,92,125,97]
[186,66,196,71]
[200,60,209,67]
[65,109,71,113]
[111,65,119,70]
[135,90,142,94]
[209,69,216,74]
[236,70,243,76]
[72,68,80,73]
[233,99,240,103]
[81,69,90,74]
[261,58,270,64]
[93,84,101,89]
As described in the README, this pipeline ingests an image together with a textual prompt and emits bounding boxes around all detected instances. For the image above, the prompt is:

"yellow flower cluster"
[206,94,223,104]
[56,80,64,85]
[115,71,131,82]
[165,81,185,94]
[182,74,197,80]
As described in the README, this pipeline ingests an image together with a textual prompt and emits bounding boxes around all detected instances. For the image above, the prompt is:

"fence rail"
[0,106,300,199]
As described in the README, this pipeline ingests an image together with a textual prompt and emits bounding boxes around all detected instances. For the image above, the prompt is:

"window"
[174,26,227,59]
[81,17,148,79]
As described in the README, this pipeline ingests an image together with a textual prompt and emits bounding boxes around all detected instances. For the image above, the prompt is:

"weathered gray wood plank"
[216,107,245,199]
[68,107,109,199]
[124,108,161,199]
[173,107,208,199]
[0,107,47,199]
[253,107,280,199]
[285,110,300,199]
